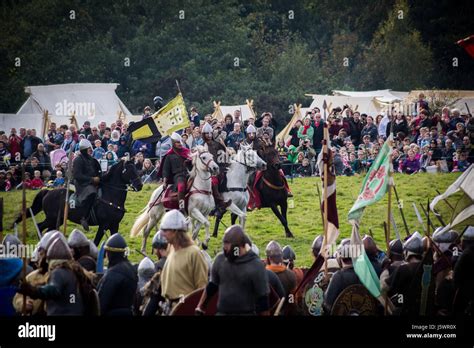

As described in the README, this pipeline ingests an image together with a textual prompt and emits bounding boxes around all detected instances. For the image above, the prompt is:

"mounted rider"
[244,124,293,208]
[72,139,102,231]
[242,124,263,154]
[157,132,192,214]
[201,122,232,216]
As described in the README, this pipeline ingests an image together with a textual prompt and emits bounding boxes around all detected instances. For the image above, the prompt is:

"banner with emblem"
[348,135,393,222]
[152,93,190,136]
[128,93,190,142]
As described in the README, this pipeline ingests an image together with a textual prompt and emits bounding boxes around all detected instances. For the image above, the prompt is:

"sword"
[390,213,401,240]
[412,203,427,233]
[29,208,42,240]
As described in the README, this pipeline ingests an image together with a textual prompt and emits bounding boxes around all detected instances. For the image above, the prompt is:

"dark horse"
[15,159,143,245]
[254,145,294,238]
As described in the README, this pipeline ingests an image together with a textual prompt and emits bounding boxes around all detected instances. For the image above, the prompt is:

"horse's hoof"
[202,242,208,250]
[286,231,294,238]
[212,232,217,238]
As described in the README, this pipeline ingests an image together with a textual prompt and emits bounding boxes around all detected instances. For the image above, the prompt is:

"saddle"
[159,178,211,211]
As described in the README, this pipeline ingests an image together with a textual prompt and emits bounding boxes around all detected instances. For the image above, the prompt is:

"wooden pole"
[21,162,27,315]
[62,142,75,236]
[392,185,410,237]
[315,183,324,227]
[175,80,182,95]
[387,136,393,246]
[322,122,329,276]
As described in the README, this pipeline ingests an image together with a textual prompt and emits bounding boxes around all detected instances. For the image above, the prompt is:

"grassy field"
[1,173,472,267]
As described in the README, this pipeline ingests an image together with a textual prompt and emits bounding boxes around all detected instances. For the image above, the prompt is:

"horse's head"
[262,146,280,170]
[120,158,143,191]
[238,144,266,171]
[191,146,219,176]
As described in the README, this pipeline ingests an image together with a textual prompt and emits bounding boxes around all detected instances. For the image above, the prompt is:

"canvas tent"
[276,104,310,142]
[2,83,132,137]
[406,90,474,114]
[212,100,256,122]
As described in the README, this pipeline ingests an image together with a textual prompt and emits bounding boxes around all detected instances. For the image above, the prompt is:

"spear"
[419,201,436,231]
[392,185,410,237]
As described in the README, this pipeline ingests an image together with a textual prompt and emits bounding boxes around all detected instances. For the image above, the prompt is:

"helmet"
[463,226,474,241]
[265,240,283,258]
[152,231,168,250]
[201,123,213,134]
[160,210,188,231]
[46,237,72,260]
[68,229,89,248]
[104,233,128,253]
[2,234,21,247]
[153,96,164,110]
[388,239,403,256]
[138,257,155,277]
[170,132,182,143]
[403,231,423,257]
[362,235,379,257]
[282,245,296,262]
[311,235,323,256]
[79,139,92,151]
[246,124,257,134]
[222,225,246,247]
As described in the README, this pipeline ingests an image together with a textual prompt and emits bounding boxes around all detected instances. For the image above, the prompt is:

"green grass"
[1,173,472,267]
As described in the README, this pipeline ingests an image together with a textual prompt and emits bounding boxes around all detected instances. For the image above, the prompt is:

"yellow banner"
[152,93,190,136]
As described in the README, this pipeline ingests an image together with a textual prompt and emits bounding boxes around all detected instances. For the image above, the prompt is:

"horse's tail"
[130,210,149,238]
[130,186,163,237]
[13,189,48,225]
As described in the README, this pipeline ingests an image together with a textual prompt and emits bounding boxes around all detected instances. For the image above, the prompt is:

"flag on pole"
[128,93,190,142]
[348,135,393,222]
[316,144,339,257]
[350,221,382,299]
[430,164,474,235]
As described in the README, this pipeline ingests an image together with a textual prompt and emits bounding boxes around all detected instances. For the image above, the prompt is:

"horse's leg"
[280,201,293,238]
[239,207,247,231]
[212,215,221,238]
[231,213,238,225]
[189,207,210,247]
[142,205,164,253]
[269,203,293,238]
[94,225,105,246]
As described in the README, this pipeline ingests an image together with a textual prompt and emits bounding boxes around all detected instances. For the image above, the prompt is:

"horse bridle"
[234,148,258,173]
[194,151,216,181]
[101,162,142,192]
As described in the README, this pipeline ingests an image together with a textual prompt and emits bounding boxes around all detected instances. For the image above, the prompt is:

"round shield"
[170,288,218,316]
[302,270,334,316]
[331,284,378,316]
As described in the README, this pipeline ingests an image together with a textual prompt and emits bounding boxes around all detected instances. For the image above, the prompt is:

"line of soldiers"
[1,216,473,316]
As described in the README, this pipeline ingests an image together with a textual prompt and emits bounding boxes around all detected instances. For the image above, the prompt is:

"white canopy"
[16,83,132,133]
[333,89,409,103]
[306,94,382,115]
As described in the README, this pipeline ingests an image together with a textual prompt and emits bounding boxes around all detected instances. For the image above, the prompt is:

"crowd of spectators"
[0,96,472,191]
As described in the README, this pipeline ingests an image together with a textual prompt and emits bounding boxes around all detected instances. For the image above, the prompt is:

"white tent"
[306,94,382,115]
[14,83,132,136]
[212,100,256,122]
[406,90,474,114]
[333,89,409,103]
[276,104,311,142]
[0,113,44,134]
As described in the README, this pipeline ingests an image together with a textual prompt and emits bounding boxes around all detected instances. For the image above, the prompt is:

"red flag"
[456,35,474,59]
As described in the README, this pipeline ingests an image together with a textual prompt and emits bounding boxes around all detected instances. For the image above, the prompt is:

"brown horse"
[256,145,294,238]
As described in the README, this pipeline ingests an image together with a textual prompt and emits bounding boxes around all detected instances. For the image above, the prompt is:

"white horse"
[130,145,220,252]
[219,144,266,231]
